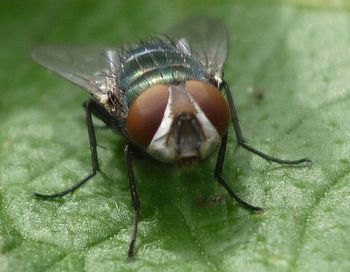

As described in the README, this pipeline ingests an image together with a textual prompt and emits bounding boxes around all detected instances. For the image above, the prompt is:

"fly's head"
[126,81,230,164]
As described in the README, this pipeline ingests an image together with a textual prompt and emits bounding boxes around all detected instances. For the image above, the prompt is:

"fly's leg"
[215,132,263,212]
[124,145,140,259]
[34,100,102,199]
[221,81,311,165]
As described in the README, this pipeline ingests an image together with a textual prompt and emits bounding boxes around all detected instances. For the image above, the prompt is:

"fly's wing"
[32,45,120,103]
[166,17,228,82]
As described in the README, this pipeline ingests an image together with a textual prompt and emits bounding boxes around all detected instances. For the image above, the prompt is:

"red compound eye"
[126,84,169,148]
[186,80,230,136]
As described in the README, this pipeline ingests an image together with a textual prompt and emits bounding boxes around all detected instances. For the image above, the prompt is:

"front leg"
[124,145,140,259]
[215,132,263,212]
[221,81,311,165]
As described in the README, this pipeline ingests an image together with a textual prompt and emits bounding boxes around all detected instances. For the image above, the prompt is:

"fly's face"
[126,80,230,163]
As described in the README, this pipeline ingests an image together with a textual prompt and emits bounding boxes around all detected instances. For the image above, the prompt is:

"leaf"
[1,1,350,271]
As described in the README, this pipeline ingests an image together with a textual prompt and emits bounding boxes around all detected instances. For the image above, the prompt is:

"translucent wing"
[166,17,229,82]
[32,45,119,102]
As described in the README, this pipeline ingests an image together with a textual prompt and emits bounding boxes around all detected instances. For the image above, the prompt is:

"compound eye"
[126,84,169,148]
[186,80,230,136]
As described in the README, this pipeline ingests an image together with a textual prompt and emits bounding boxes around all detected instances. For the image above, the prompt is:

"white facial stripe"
[187,93,220,158]
[147,86,175,162]
[147,84,221,163]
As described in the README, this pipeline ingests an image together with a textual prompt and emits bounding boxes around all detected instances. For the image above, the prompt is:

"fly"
[32,17,311,259]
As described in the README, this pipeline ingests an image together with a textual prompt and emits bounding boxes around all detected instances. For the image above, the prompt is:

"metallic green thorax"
[117,38,210,104]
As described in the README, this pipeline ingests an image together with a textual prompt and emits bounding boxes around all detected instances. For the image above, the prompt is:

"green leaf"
[1,1,349,271]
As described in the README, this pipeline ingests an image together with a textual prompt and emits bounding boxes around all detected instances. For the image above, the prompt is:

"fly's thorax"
[126,80,230,163]
[117,38,209,104]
